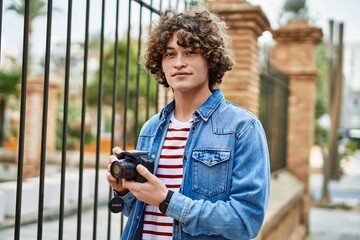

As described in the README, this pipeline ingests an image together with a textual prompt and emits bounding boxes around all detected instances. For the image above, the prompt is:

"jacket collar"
[159,89,224,122]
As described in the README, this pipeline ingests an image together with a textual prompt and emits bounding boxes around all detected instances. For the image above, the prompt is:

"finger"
[136,164,156,183]
[122,179,137,191]
[109,155,118,164]
[108,163,112,172]
[112,147,122,155]
[106,171,117,183]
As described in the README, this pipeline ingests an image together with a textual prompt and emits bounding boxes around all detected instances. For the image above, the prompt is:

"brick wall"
[206,1,270,116]
[271,20,323,192]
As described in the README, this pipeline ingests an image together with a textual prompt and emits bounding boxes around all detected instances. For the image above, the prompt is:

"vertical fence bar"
[280,73,289,170]
[156,0,163,113]
[145,1,154,120]
[37,0,53,239]
[92,0,106,239]
[123,0,132,150]
[134,5,143,145]
[107,0,121,238]
[14,0,30,239]
[58,0,73,239]
[76,0,91,239]
[119,1,133,235]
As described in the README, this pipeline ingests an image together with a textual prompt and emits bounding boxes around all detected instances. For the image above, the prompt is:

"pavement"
[0,148,359,239]
[306,148,360,240]
[0,203,123,240]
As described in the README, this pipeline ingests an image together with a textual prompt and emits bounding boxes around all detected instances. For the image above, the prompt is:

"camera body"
[110,150,154,183]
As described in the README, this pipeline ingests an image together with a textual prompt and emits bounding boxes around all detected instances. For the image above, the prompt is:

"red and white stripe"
[142,115,193,240]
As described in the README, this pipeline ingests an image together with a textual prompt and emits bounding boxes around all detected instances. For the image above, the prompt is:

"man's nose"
[174,57,187,69]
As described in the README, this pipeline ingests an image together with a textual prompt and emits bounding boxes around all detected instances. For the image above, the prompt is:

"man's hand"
[106,147,128,193]
[123,164,168,206]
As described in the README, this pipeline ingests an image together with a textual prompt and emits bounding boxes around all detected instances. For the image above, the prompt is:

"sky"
[249,0,360,44]
[1,0,360,62]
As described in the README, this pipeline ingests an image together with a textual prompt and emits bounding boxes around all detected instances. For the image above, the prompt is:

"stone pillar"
[47,80,60,151]
[206,0,270,116]
[22,77,60,178]
[270,20,323,190]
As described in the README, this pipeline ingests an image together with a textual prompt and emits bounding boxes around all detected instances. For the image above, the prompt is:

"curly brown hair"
[144,6,234,91]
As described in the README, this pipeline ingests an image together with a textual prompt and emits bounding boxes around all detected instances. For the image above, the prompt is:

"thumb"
[137,164,155,182]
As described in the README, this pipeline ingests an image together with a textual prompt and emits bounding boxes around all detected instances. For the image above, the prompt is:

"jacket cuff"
[166,192,191,223]
[113,189,135,203]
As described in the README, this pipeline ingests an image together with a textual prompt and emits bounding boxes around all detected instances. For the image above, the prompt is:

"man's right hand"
[106,146,128,193]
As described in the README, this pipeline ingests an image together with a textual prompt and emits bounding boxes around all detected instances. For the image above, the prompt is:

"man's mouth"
[171,71,191,77]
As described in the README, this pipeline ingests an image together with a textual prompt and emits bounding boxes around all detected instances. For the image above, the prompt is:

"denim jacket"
[118,89,270,240]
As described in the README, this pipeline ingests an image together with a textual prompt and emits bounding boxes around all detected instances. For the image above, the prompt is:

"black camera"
[110,150,154,183]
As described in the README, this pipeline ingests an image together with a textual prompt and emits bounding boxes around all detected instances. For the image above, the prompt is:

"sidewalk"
[1,147,359,239]
[306,148,360,240]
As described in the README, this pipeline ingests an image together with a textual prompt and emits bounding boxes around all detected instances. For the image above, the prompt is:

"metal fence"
[0,0,289,239]
[0,0,191,239]
[260,63,289,173]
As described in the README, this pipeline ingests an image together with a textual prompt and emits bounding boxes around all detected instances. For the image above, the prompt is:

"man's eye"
[164,52,175,57]
[186,50,198,55]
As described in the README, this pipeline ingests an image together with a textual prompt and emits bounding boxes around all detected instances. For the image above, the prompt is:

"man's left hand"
[123,164,168,206]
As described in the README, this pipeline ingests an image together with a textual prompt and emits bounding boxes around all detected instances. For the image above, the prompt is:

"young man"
[106,6,270,240]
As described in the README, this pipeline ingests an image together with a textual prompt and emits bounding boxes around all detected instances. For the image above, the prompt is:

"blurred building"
[341,42,360,132]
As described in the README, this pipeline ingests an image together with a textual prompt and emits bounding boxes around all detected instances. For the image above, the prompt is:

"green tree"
[87,39,157,145]
[0,70,21,147]
[6,0,47,37]
[55,100,94,150]
[6,0,61,68]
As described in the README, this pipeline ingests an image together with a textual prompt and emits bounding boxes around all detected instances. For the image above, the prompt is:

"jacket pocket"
[192,148,230,197]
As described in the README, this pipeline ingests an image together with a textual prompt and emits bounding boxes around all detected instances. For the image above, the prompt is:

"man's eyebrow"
[165,47,175,50]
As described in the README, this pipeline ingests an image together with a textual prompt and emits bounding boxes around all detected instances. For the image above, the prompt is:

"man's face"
[161,32,209,94]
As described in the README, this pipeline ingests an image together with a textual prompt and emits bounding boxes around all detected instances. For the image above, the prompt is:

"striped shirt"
[142,114,193,240]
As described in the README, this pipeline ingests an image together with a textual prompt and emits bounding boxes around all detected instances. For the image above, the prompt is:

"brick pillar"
[22,77,60,178]
[158,87,174,110]
[47,80,60,151]
[206,0,270,116]
[270,20,323,190]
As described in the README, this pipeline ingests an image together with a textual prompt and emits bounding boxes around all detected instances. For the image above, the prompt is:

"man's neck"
[173,89,212,122]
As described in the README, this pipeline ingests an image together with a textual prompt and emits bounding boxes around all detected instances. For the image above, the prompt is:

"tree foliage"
[0,70,21,146]
[0,70,21,98]
[6,0,47,35]
[86,39,158,144]
[87,40,156,107]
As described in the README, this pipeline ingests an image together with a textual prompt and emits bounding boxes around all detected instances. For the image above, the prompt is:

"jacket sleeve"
[112,190,136,217]
[167,119,271,239]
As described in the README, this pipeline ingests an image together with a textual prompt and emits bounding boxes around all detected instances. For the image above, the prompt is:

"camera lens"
[112,164,121,176]
[110,160,138,180]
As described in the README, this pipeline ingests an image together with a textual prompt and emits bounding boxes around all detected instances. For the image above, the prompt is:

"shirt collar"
[159,89,224,122]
